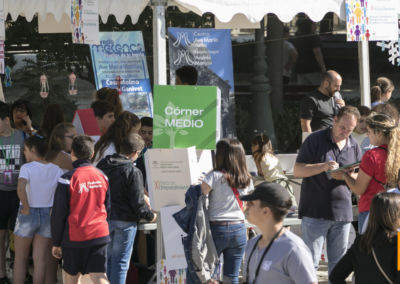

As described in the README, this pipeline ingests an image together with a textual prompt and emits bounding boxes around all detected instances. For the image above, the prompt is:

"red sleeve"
[359,150,375,177]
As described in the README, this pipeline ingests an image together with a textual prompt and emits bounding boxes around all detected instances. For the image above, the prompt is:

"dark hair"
[39,104,65,138]
[336,105,360,121]
[25,134,48,158]
[371,77,394,103]
[140,116,153,128]
[94,111,141,160]
[360,192,400,253]
[260,198,292,222]
[46,122,75,161]
[11,99,32,120]
[119,133,145,155]
[372,103,399,124]
[91,100,115,118]
[176,66,198,85]
[95,87,110,99]
[356,105,371,117]
[215,139,251,189]
[0,102,10,120]
[72,135,94,160]
[251,134,273,164]
[95,88,123,117]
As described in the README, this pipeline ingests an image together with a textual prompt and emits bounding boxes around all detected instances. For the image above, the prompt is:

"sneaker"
[0,277,11,284]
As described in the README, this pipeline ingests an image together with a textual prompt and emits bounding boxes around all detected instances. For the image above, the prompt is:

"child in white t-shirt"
[13,135,63,284]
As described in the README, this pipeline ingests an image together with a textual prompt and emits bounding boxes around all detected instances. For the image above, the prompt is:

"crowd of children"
[0,87,156,284]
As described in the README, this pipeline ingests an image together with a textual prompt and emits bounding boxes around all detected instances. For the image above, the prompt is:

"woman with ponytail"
[333,113,400,232]
[370,77,394,108]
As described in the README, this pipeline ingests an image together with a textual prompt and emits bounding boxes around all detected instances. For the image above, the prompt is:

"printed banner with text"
[346,0,398,41]
[168,28,236,138]
[153,85,220,150]
[90,32,153,117]
[71,0,99,44]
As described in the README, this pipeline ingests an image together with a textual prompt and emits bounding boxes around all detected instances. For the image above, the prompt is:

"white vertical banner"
[160,205,187,270]
[71,0,99,44]
[0,0,4,41]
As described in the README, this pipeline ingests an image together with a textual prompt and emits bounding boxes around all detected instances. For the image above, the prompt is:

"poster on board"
[153,85,220,150]
[168,28,236,138]
[346,0,398,41]
[90,32,153,117]
[144,147,213,211]
[160,205,187,270]
[71,0,99,44]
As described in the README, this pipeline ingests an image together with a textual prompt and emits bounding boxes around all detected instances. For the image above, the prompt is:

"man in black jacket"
[97,133,156,284]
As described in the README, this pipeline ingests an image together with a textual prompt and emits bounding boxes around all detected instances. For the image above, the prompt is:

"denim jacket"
[173,185,218,283]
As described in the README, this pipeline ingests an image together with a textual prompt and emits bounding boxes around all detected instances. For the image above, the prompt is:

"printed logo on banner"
[71,0,99,45]
[345,0,398,41]
[168,28,233,92]
[168,28,236,138]
[90,32,153,117]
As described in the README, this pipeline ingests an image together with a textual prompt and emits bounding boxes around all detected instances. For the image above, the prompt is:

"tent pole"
[358,41,370,107]
[152,0,167,85]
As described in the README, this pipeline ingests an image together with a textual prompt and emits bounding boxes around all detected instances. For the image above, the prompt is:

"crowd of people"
[0,87,156,284]
[0,64,399,284]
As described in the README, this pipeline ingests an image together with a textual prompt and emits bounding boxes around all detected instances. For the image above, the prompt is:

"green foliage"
[274,102,301,153]
[236,95,302,154]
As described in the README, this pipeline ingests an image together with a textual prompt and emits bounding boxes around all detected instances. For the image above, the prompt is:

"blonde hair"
[366,113,400,186]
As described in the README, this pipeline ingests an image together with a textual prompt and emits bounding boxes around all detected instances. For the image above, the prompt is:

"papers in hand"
[327,161,360,173]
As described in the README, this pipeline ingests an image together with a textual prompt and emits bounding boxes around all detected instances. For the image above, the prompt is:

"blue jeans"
[107,220,137,284]
[14,206,52,238]
[210,222,247,284]
[301,217,351,274]
[358,211,369,234]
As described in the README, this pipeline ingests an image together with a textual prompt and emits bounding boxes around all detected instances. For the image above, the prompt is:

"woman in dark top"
[329,192,400,284]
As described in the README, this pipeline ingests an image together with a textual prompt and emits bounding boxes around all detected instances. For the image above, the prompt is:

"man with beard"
[294,106,361,276]
[300,70,345,141]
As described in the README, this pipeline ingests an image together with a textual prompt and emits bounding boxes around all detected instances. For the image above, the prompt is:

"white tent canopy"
[5,0,150,24]
[174,0,346,23]
[5,0,346,24]
[5,0,374,105]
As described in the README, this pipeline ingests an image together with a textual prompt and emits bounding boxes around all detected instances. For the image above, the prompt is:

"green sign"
[153,85,220,149]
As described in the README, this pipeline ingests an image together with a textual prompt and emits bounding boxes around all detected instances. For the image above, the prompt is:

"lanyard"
[246,227,283,284]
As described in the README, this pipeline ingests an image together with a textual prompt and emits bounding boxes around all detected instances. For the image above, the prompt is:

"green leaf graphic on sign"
[153,101,194,147]
[153,114,165,128]
[153,85,218,149]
